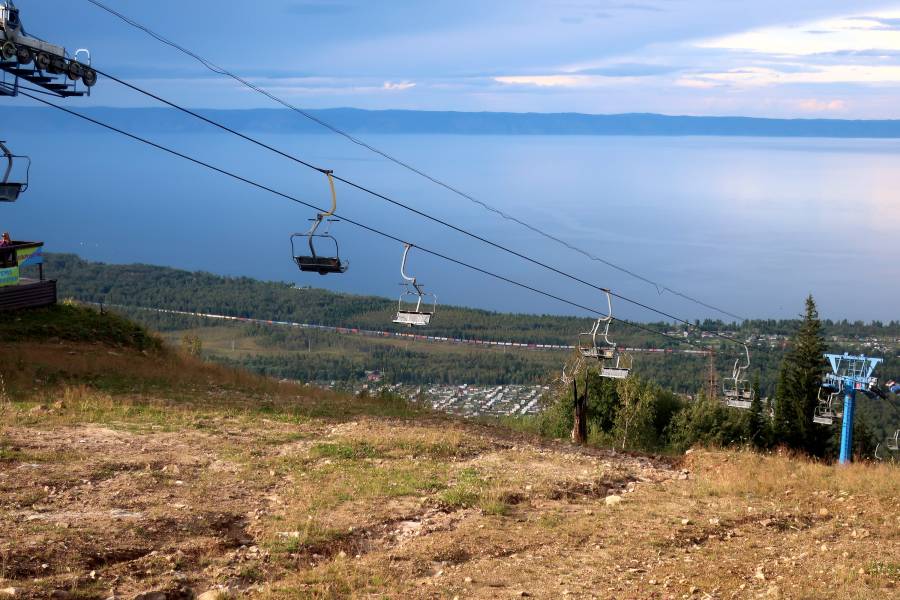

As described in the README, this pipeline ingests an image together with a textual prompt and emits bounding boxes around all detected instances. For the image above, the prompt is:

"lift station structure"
[822,352,883,465]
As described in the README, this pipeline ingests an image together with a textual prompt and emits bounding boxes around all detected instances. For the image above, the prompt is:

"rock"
[197,590,229,600]
[464,577,473,584]
[605,495,623,506]
[755,566,766,581]
[708,518,720,526]
[681,518,691,525]
[0,588,18,598]
[818,508,829,517]
[133,592,167,600]
[519,593,532,598]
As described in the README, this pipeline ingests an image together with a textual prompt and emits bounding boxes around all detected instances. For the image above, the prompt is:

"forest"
[36,253,900,457]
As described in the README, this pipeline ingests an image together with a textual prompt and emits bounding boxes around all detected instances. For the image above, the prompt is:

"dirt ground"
[1,391,898,600]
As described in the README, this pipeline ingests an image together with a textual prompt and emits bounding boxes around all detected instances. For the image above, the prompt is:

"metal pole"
[839,385,855,465]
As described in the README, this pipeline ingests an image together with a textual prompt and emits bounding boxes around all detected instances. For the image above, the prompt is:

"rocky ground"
[0,339,898,599]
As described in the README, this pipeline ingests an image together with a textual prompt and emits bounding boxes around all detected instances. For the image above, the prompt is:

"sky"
[14,1,900,118]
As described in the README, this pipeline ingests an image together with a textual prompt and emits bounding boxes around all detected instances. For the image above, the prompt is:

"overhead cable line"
[89,66,746,348]
[82,0,747,323]
[21,89,706,350]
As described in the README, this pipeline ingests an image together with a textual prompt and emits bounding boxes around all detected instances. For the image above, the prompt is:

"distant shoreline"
[7,106,900,139]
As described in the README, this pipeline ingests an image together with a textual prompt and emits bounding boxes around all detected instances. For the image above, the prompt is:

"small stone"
[197,590,228,600]
[818,508,829,517]
[755,567,766,581]
[681,518,691,525]
[133,592,167,600]
[605,495,623,506]
[708,518,720,526]
[0,589,18,598]
[689,586,699,594]
[337,551,347,559]
[464,577,473,584]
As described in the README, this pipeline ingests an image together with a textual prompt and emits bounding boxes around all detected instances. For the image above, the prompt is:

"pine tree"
[772,295,828,455]
[748,372,768,449]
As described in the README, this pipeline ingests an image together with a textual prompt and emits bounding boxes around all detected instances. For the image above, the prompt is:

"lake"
[4,127,899,321]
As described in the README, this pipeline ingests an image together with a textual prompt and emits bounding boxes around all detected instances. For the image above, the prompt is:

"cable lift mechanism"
[290,170,348,275]
[578,289,631,379]
[722,344,754,409]
[0,1,97,97]
[392,243,436,327]
[820,352,883,464]
[0,139,28,202]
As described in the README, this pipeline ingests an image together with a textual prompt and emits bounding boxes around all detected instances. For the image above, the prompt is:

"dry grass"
[0,340,897,600]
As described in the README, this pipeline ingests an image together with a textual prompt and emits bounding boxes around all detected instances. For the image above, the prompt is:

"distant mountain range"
[7,106,900,138]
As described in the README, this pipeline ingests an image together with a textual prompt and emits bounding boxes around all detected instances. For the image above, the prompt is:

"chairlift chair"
[601,352,633,380]
[888,430,900,452]
[392,243,436,327]
[723,344,754,409]
[0,140,28,201]
[291,171,348,275]
[579,289,616,361]
[812,388,842,425]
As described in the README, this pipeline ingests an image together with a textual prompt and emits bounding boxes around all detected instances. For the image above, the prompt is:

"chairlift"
[578,289,631,379]
[290,170,348,275]
[723,344,754,409]
[0,139,28,202]
[392,243,436,327]
[579,289,616,361]
[601,352,633,380]
[875,431,900,461]
[812,388,842,426]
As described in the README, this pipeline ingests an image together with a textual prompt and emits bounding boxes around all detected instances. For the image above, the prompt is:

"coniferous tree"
[748,372,768,449]
[772,295,828,455]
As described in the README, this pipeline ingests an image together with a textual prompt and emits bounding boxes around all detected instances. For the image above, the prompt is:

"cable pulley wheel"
[15,45,32,65]
[34,52,50,71]
[48,56,65,74]
[66,60,83,81]
[0,41,15,61]
[82,67,98,87]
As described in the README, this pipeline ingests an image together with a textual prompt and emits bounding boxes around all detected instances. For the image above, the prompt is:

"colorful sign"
[0,265,18,287]
[17,245,42,267]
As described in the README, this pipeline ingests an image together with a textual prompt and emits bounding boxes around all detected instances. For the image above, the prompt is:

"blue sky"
[16,0,900,117]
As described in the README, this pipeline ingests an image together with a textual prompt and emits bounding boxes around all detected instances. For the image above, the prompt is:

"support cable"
[88,66,746,347]
[82,0,746,322]
[20,89,706,349]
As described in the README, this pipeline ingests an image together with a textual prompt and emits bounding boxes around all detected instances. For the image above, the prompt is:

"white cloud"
[382,81,416,91]
[494,75,585,87]
[698,9,900,56]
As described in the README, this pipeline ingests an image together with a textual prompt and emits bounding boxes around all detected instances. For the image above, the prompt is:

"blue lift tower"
[821,353,883,465]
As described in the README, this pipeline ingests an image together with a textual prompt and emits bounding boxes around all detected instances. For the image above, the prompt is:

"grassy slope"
[0,306,897,599]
